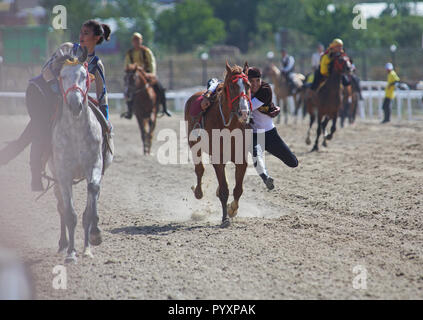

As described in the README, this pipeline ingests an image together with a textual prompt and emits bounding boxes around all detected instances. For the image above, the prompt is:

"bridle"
[219,72,252,127]
[59,60,91,105]
[225,73,252,112]
[125,67,150,96]
[333,53,351,74]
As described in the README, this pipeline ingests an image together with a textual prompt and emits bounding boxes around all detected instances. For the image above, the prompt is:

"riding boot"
[260,173,274,191]
[154,82,171,117]
[121,100,133,119]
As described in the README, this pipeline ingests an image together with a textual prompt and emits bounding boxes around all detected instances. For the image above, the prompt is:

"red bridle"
[225,73,252,112]
[59,62,91,105]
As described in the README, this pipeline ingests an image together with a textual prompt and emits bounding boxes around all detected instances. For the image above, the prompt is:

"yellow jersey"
[385,70,400,99]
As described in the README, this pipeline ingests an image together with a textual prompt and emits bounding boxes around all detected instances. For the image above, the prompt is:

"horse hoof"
[58,242,68,254]
[83,247,94,258]
[220,218,231,228]
[322,141,327,147]
[326,134,333,141]
[305,137,311,145]
[194,187,203,199]
[65,251,77,264]
[89,232,102,246]
[311,146,318,152]
[227,201,239,218]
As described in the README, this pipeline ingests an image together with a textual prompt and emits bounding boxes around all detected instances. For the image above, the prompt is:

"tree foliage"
[155,0,226,53]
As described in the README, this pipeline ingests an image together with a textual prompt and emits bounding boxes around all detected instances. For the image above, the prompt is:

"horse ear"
[226,61,231,73]
[243,61,249,73]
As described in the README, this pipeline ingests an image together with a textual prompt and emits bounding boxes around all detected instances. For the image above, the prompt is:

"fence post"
[397,96,402,121]
[407,96,412,121]
[169,58,174,90]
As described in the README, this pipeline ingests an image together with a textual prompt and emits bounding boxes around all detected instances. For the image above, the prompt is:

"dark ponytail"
[83,20,111,45]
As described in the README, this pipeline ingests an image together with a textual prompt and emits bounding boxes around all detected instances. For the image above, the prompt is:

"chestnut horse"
[262,63,305,124]
[124,64,158,155]
[185,62,252,228]
[305,53,352,151]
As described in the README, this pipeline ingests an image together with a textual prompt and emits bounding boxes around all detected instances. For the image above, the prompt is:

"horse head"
[125,64,149,93]
[333,53,352,75]
[58,54,90,118]
[224,61,252,124]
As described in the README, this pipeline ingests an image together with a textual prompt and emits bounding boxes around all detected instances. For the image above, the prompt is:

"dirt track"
[0,112,422,299]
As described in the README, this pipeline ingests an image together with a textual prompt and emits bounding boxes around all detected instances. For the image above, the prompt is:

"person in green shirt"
[381,62,400,124]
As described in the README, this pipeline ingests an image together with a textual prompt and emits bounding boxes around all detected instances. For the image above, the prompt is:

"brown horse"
[124,64,158,155]
[184,62,252,228]
[262,63,305,124]
[305,53,352,151]
[340,80,359,127]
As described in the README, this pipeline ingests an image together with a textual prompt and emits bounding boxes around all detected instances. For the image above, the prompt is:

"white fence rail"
[1,82,422,120]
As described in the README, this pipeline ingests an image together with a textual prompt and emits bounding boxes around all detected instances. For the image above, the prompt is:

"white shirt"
[251,97,275,133]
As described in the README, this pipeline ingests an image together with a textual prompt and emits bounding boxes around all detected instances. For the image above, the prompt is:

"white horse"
[50,51,113,263]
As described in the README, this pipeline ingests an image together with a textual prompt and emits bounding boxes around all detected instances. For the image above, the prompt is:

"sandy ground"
[0,111,422,300]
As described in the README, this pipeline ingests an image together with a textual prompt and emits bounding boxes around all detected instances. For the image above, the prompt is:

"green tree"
[155,0,226,53]
[206,0,259,52]
[97,0,156,51]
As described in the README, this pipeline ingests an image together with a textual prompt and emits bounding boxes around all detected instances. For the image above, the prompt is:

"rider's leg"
[252,131,274,190]
[264,128,298,168]
[310,69,323,91]
[26,83,55,191]
[153,81,171,117]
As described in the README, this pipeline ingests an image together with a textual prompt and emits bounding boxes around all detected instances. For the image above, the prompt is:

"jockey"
[381,62,400,123]
[247,67,298,190]
[0,20,111,191]
[121,32,171,119]
[280,49,298,94]
[310,38,348,90]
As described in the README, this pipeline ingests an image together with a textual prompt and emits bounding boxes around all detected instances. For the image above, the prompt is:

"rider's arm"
[124,51,131,70]
[42,42,76,82]
[94,60,109,119]
[144,48,157,75]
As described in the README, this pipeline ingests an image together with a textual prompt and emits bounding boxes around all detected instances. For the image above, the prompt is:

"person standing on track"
[381,62,400,124]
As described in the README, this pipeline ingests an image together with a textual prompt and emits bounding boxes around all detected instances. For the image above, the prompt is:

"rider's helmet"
[330,38,343,49]
[385,62,394,71]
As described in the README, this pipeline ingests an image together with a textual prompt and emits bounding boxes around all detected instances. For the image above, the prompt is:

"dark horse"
[124,64,158,155]
[185,62,252,228]
[340,78,359,128]
[305,53,352,151]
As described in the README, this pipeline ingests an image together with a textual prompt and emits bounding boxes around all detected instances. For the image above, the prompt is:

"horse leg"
[276,97,282,124]
[283,98,288,125]
[321,116,330,147]
[193,161,205,199]
[54,184,68,254]
[326,112,338,141]
[83,175,102,258]
[312,114,323,152]
[58,181,78,263]
[228,163,247,218]
[306,111,315,145]
[213,164,230,228]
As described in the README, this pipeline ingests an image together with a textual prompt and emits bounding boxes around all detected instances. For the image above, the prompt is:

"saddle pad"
[189,95,204,117]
